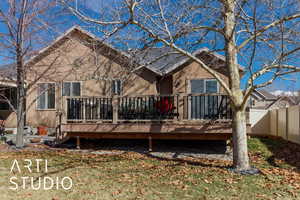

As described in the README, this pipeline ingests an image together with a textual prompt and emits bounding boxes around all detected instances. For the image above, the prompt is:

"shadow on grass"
[145,152,231,169]
[51,139,231,171]
[69,139,228,154]
[254,137,300,171]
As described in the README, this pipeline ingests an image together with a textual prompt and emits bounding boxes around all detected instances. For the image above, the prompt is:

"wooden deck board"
[61,122,234,134]
[66,132,232,140]
[59,121,251,141]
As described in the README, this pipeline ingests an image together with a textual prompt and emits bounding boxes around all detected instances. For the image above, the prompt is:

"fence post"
[286,107,289,140]
[112,95,119,124]
[299,106,300,144]
[276,109,279,137]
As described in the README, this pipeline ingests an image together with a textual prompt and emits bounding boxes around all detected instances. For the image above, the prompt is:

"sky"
[0,0,299,92]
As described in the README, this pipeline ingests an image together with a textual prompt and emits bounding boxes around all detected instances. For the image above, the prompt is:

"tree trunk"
[16,56,25,148]
[15,0,27,148]
[16,89,25,148]
[223,0,251,171]
[232,108,250,170]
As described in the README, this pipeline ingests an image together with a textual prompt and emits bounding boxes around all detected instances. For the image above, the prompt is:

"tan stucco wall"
[4,31,232,129]
[171,62,229,94]
[5,31,158,128]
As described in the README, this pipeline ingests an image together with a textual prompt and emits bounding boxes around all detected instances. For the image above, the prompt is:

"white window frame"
[36,82,56,110]
[189,79,219,94]
[188,79,220,120]
[62,81,82,97]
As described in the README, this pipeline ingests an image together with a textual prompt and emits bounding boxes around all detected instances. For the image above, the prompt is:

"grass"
[0,137,299,200]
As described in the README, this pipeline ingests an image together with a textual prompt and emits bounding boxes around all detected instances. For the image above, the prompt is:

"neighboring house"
[267,96,297,110]
[0,26,249,146]
[250,89,297,110]
[249,89,278,109]
[0,64,17,122]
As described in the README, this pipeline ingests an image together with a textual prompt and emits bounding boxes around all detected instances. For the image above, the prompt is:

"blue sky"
[0,0,299,92]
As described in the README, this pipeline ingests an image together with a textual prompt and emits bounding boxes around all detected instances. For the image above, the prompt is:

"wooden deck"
[57,94,249,149]
[59,121,251,140]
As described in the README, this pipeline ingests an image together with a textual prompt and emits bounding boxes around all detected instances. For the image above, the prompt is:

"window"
[205,80,218,93]
[190,79,219,93]
[62,82,81,96]
[111,80,122,95]
[37,83,55,110]
[189,79,219,119]
[190,80,204,93]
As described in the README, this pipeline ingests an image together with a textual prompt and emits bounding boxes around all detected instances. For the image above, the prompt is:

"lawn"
[0,137,299,200]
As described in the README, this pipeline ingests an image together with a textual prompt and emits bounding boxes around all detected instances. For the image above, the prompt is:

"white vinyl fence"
[250,106,300,144]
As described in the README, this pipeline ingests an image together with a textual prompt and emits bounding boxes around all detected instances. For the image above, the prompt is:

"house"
[250,89,297,110]
[0,26,250,148]
[249,89,298,136]
[249,89,278,109]
[0,64,17,123]
[267,96,297,109]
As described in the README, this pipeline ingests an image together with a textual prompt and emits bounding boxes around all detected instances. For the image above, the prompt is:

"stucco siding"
[171,61,229,94]
[6,32,158,128]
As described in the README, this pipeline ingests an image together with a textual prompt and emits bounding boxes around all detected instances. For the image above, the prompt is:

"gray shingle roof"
[0,27,243,80]
[0,63,16,80]
[133,46,237,76]
[133,46,188,75]
[258,89,277,100]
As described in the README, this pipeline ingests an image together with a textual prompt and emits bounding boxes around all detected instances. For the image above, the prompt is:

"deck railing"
[118,95,179,120]
[66,97,113,121]
[65,94,232,122]
[183,94,232,120]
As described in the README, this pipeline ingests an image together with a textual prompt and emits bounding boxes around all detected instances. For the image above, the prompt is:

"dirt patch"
[0,144,9,151]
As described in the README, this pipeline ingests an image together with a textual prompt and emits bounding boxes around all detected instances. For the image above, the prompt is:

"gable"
[27,26,131,69]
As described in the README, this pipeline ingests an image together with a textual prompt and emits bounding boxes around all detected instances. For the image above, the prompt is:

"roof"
[0,63,17,87]
[0,26,245,80]
[267,96,298,109]
[27,26,244,77]
[0,63,16,80]
[134,46,244,76]
[252,89,277,101]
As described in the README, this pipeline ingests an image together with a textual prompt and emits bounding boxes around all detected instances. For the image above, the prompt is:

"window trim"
[188,79,220,120]
[189,78,219,94]
[36,82,56,111]
[62,81,82,97]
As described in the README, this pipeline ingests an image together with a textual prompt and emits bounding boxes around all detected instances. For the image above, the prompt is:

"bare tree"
[0,0,60,148]
[59,0,300,171]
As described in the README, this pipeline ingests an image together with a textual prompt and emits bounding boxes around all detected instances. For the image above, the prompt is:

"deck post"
[55,111,63,142]
[226,139,232,153]
[178,93,184,121]
[112,95,119,124]
[148,136,153,152]
[62,96,68,124]
[76,136,80,149]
